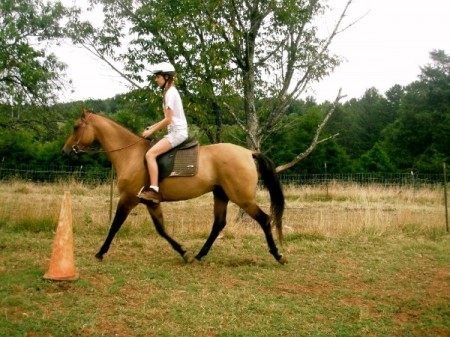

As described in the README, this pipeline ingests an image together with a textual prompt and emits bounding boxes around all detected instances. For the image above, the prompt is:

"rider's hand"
[142,126,152,138]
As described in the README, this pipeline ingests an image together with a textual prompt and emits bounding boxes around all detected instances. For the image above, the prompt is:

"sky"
[54,0,450,103]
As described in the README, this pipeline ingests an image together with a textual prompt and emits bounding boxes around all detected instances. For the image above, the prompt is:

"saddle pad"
[156,142,199,180]
[169,144,199,177]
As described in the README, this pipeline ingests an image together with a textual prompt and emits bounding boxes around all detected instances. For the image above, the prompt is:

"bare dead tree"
[276,89,345,173]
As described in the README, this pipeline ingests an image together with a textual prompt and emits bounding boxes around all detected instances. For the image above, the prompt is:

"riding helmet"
[152,62,176,76]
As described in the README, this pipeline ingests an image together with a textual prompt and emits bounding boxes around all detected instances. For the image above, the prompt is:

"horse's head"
[62,109,97,155]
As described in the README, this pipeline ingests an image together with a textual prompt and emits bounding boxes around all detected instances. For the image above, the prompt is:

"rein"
[72,111,146,155]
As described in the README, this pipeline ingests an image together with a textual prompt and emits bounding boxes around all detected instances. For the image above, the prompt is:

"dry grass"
[282,182,445,238]
[0,179,446,239]
[1,180,449,336]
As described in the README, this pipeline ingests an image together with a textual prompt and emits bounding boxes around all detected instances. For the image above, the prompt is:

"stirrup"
[137,186,146,197]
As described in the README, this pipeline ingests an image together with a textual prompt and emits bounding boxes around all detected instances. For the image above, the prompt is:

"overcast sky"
[54,0,450,103]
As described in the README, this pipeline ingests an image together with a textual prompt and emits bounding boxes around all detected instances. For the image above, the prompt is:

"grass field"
[0,180,449,336]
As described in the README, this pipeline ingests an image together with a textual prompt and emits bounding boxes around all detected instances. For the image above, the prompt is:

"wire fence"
[278,172,447,188]
[0,164,111,184]
[0,164,448,188]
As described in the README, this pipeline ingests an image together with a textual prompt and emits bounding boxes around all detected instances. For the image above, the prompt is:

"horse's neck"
[93,115,144,172]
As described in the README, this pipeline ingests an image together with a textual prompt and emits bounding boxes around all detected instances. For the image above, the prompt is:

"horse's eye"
[73,125,79,131]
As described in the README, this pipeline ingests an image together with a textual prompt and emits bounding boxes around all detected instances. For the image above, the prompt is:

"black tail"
[253,152,285,242]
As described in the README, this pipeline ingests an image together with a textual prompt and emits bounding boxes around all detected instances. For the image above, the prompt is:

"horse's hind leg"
[146,204,191,262]
[195,187,229,262]
[243,203,285,264]
[96,199,136,260]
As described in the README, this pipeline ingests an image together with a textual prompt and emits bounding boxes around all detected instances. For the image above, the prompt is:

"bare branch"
[79,40,142,89]
[275,89,345,173]
[337,9,370,35]
[261,0,354,136]
[223,102,259,149]
[223,102,244,128]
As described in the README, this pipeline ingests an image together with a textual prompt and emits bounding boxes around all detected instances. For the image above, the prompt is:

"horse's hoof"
[183,252,195,263]
[277,254,287,265]
[95,252,103,261]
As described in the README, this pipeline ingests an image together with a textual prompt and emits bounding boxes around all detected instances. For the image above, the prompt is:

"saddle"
[155,138,199,181]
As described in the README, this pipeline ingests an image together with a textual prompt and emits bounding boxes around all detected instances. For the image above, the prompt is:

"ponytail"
[162,75,175,107]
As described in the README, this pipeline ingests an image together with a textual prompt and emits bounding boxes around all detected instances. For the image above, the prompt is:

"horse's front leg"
[146,203,192,263]
[95,198,136,260]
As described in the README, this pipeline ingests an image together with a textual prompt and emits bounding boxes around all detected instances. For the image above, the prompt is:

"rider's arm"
[141,107,173,138]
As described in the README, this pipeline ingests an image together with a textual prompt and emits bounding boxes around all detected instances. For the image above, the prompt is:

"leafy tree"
[330,88,392,159]
[304,140,353,174]
[382,50,450,172]
[66,0,354,150]
[0,129,34,163]
[385,84,405,115]
[265,103,320,167]
[0,0,68,106]
[0,0,72,168]
[418,50,450,157]
[414,146,447,173]
[358,143,395,173]
[265,100,351,173]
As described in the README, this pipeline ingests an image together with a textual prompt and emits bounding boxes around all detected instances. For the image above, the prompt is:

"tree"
[266,98,352,174]
[358,143,395,173]
[329,87,392,159]
[66,0,355,151]
[272,90,342,172]
[0,0,70,165]
[382,50,450,172]
[0,0,68,106]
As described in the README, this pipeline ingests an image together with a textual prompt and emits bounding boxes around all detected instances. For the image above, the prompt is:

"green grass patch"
[6,218,55,233]
[1,181,448,336]
[285,232,327,242]
[1,228,448,337]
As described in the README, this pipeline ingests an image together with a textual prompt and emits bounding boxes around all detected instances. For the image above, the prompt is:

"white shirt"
[164,86,188,132]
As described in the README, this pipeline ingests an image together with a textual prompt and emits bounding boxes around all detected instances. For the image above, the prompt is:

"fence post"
[411,170,416,200]
[444,163,449,233]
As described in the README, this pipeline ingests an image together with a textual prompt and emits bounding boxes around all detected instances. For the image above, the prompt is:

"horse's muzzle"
[61,144,78,156]
[71,144,82,154]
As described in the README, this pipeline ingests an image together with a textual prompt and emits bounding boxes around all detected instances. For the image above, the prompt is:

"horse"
[62,109,286,264]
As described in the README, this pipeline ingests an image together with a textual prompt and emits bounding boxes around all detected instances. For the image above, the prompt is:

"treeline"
[0,50,449,174]
[266,50,450,174]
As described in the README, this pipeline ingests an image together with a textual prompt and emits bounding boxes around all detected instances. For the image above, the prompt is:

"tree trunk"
[243,68,260,151]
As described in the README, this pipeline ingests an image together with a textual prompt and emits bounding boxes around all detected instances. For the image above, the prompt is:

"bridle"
[71,111,93,154]
[71,111,145,155]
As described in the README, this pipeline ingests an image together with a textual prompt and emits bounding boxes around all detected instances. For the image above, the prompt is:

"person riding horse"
[138,62,189,203]
[63,110,286,264]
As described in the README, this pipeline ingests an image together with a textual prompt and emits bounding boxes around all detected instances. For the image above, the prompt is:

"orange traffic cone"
[43,191,79,281]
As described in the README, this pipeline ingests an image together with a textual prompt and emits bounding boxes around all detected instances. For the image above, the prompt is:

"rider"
[138,62,188,203]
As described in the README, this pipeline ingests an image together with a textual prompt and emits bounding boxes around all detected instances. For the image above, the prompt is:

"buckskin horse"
[62,109,286,264]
